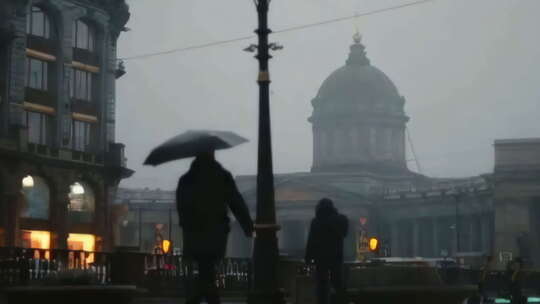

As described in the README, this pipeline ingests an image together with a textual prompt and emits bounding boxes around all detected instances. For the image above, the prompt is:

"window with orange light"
[67,233,95,264]
[21,230,51,249]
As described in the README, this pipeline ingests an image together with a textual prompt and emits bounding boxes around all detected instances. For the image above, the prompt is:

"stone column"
[345,219,357,260]
[320,130,328,165]
[397,128,406,167]
[59,8,78,149]
[7,11,27,131]
[369,127,376,158]
[390,222,399,257]
[433,217,439,257]
[412,219,419,257]
[0,40,10,136]
[480,214,490,254]
[4,178,22,247]
[52,179,70,250]
[96,180,111,252]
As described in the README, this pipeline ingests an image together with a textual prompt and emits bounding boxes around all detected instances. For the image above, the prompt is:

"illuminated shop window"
[67,233,96,264]
[21,230,50,249]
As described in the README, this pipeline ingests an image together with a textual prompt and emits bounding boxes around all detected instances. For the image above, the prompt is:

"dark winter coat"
[305,201,349,265]
[176,158,253,259]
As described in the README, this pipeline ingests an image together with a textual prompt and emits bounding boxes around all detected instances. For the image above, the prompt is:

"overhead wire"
[119,0,436,61]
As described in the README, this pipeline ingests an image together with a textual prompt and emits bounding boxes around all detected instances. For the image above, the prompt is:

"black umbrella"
[143,130,249,166]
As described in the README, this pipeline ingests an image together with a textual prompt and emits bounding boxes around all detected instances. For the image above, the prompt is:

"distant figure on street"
[478,255,495,297]
[506,257,525,304]
[176,151,254,304]
[305,198,349,304]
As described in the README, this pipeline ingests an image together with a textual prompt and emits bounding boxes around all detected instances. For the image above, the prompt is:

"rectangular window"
[25,57,48,90]
[27,7,51,39]
[69,68,93,101]
[73,20,95,52]
[25,111,48,145]
[72,120,92,151]
[76,21,88,50]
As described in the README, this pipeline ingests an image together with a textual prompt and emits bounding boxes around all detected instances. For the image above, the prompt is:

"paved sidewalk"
[133,297,246,304]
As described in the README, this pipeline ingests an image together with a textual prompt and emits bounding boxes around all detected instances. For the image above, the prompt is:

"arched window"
[26,6,52,39]
[72,20,95,51]
[68,182,95,223]
[21,175,50,220]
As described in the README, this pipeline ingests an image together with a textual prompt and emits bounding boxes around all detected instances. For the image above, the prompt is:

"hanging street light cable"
[119,0,436,61]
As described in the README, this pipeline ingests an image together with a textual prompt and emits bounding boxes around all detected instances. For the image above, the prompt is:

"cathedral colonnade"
[313,125,405,167]
[388,213,494,259]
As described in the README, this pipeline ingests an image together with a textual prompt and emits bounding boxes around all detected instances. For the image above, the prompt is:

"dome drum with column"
[310,35,410,174]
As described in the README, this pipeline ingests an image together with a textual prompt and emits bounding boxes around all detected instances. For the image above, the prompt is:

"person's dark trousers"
[510,281,524,304]
[315,263,344,304]
[185,257,220,304]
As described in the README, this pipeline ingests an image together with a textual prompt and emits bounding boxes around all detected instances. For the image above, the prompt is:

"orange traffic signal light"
[162,239,171,254]
[368,237,379,252]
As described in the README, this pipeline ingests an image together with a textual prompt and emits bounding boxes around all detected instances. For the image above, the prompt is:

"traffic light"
[162,239,171,254]
[368,237,379,253]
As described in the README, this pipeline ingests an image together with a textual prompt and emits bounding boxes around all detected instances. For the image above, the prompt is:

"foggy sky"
[116,0,540,190]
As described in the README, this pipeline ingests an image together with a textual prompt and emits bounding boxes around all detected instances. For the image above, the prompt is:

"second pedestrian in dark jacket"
[305,198,349,304]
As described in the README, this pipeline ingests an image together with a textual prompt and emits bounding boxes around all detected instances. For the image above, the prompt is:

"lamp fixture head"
[22,175,34,188]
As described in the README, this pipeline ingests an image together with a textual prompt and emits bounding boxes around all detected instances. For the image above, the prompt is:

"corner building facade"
[0,0,132,252]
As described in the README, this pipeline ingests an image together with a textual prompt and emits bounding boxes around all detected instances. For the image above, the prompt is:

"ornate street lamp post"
[246,1,284,303]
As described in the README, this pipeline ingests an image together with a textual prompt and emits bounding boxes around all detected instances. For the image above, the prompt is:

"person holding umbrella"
[145,130,254,304]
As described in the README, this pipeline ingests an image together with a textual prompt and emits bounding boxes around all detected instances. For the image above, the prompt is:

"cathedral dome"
[317,65,400,104]
[309,34,410,174]
[312,35,404,113]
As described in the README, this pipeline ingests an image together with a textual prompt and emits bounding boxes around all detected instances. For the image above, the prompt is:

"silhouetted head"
[190,151,218,174]
[195,151,215,162]
[316,198,337,218]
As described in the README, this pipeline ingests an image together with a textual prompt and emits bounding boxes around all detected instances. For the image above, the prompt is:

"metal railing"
[142,254,251,296]
[0,247,252,296]
[0,247,110,286]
